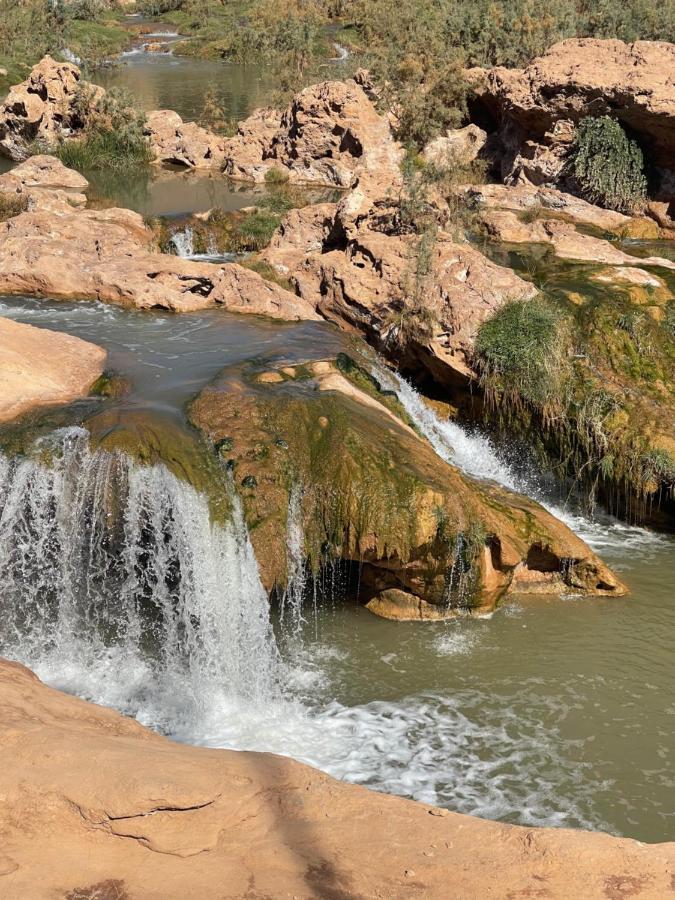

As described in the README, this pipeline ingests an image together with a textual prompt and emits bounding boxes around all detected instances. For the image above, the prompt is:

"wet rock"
[189,356,624,608]
[480,39,675,196]
[366,589,450,621]
[223,79,404,192]
[145,109,226,170]
[1,658,672,898]
[0,317,106,424]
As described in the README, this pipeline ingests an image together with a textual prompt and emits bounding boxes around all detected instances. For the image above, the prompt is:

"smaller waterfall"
[390,373,520,489]
[332,43,349,60]
[170,227,195,259]
[280,483,308,635]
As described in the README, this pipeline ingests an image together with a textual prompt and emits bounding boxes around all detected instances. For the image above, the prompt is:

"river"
[0,296,672,844]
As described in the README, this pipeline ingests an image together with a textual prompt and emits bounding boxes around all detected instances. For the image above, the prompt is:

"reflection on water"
[89,53,274,124]
[85,165,266,217]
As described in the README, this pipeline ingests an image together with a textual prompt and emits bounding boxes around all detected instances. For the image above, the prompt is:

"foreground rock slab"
[0,317,106,423]
[0,658,672,899]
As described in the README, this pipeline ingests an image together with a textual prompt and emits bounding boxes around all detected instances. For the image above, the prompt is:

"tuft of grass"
[0,193,29,222]
[56,127,152,172]
[474,296,569,410]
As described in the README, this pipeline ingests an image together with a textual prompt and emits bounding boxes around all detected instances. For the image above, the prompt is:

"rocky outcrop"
[479,39,675,197]
[422,123,488,166]
[189,354,623,610]
[0,158,316,318]
[223,79,404,192]
[0,56,101,160]
[262,190,536,385]
[0,57,226,170]
[463,182,661,236]
[145,109,226,169]
[1,658,672,899]
[0,154,88,210]
[0,317,106,423]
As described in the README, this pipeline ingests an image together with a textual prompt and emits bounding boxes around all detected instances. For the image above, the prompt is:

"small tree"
[571,116,647,213]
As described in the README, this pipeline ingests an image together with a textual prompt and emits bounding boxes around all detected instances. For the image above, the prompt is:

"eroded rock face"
[0,56,100,160]
[0,158,316,319]
[1,658,672,898]
[189,355,624,611]
[0,317,106,423]
[262,190,536,385]
[145,109,226,169]
[224,79,404,192]
[481,39,675,197]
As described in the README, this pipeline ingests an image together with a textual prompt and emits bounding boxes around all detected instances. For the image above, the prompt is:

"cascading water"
[170,226,195,259]
[280,483,309,636]
[388,371,659,553]
[0,427,284,732]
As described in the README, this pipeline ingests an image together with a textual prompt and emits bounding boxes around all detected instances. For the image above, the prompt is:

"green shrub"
[571,116,647,213]
[474,297,569,408]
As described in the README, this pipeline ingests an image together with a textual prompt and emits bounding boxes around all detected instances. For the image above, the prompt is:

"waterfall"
[170,227,195,259]
[388,372,660,552]
[389,372,520,489]
[0,428,283,730]
[280,483,308,635]
[332,43,349,60]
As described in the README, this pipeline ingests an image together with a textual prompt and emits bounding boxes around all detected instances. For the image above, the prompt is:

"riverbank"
[0,657,672,900]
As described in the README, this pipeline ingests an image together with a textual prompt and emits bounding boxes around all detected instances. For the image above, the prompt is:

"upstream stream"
[0,296,673,844]
[0,43,673,847]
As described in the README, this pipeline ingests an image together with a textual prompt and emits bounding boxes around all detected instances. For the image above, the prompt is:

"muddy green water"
[0,296,673,843]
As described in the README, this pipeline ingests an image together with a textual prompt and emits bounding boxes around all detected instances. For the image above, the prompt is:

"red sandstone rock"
[224,79,404,192]
[0,657,671,898]
[0,317,106,423]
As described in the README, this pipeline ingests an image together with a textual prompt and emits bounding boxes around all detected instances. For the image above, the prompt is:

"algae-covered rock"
[189,355,624,615]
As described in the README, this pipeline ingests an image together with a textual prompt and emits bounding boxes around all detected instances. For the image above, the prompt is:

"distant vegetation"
[0,0,130,88]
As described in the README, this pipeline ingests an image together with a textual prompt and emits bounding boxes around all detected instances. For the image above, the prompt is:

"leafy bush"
[571,116,647,212]
[474,297,568,408]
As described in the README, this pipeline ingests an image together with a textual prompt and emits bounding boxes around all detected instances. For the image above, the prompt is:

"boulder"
[422,123,488,166]
[262,191,536,385]
[481,39,675,197]
[0,158,317,319]
[0,56,103,160]
[224,79,404,192]
[463,182,658,235]
[145,109,226,169]
[1,658,672,899]
[0,317,106,423]
[189,355,623,608]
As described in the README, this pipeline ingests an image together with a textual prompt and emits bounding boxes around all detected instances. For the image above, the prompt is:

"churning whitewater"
[0,398,666,837]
